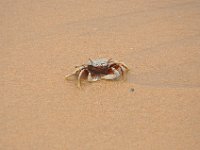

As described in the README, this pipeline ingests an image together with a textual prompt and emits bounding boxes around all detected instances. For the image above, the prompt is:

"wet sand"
[1,0,200,149]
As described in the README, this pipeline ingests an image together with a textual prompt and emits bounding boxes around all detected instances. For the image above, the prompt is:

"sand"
[1,0,200,149]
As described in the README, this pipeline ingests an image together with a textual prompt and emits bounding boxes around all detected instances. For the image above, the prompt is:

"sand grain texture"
[1,0,200,150]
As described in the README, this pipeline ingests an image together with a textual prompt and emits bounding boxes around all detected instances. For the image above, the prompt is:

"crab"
[65,58,129,87]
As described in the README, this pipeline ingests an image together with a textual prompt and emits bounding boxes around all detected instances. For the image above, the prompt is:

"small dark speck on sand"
[130,88,135,92]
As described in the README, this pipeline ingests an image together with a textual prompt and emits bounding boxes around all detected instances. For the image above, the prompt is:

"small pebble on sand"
[130,88,135,92]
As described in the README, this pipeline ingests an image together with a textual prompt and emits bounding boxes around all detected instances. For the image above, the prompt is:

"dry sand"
[1,0,200,149]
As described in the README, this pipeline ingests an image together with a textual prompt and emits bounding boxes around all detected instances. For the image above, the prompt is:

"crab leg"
[65,70,78,79]
[118,65,124,76]
[117,62,129,71]
[119,65,129,80]
[112,61,129,71]
[65,66,86,80]
[77,69,85,88]
[75,65,86,69]
[101,67,120,80]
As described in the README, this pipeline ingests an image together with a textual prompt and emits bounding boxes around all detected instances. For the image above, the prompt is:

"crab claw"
[101,67,120,80]
[88,72,101,82]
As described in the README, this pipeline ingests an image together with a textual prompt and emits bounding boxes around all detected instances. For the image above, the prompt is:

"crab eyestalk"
[89,58,94,64]
[107,58,112,63]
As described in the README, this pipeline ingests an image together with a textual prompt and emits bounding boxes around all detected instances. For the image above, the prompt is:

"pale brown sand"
[1,0,200,149]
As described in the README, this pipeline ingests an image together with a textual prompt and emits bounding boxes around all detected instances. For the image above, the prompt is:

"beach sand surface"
[1,0,200,149]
